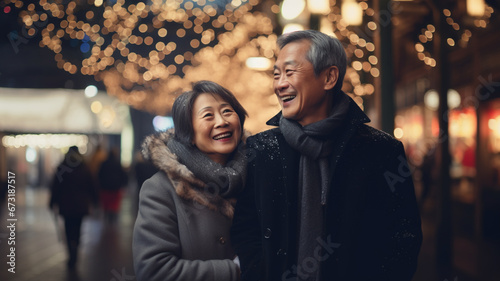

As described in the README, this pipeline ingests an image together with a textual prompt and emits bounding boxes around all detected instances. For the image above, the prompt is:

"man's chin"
[281,110,296,120]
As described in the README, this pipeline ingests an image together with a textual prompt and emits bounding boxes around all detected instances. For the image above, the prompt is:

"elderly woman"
[133,80,247,281]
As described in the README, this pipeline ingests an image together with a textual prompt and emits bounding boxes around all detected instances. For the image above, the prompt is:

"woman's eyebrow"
[197,106,213,115]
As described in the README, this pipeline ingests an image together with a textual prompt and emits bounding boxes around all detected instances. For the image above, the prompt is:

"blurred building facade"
[391,0,500,242]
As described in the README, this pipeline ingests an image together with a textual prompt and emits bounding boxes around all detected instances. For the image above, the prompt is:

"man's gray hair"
[277,30,347,94]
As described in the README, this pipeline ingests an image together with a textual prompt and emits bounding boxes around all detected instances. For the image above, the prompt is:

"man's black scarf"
[280,92,350,280]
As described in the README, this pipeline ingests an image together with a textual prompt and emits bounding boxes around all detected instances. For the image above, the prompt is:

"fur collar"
[141,129,249,219]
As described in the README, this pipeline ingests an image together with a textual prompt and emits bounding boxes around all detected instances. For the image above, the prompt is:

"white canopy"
[0,87,129,134]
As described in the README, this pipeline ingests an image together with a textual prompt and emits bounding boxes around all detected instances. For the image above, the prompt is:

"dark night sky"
[0,6,103,90]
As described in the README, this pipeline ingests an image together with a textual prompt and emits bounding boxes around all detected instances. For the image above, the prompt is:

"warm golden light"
[362,61,371,72]
[281,0,306,20]
[246,57,272,71]
[139,24,148,33]
[367,21,377,30]
[91,101,103,113]
[282,23,305,34]
[364,84,375,95]
[341,0,363,26]
[158,28,167,37]
[366,42,375,52]
[467,0,486,16]
[354,49,363,58]
[489,118,498,131]
[352,61,362,71]
[448,89,461,109]
[424,90,439,110]
[489,114,500,152]
[8,0,379,133]
[307,0,330,15]
[174,55,185,65]
[320,16,336,37]
[415,43,424,53]
[266,4,278,14]
[449,108,477,138]
[394,128,404,139]
[2,134,89,149]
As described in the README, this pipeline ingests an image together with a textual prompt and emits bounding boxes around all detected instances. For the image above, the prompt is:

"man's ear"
[324,66,339,91]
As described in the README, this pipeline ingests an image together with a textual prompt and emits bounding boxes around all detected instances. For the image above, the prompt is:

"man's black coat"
[231,99,422,281]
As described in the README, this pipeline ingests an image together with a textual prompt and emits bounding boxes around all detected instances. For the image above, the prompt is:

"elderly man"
[231,30,422,281]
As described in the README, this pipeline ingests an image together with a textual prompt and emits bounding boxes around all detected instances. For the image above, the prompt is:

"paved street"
[0,186,135,281]
[0,184,499,281]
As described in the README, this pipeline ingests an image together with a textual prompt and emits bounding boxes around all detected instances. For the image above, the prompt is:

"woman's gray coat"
[133,131,241,281]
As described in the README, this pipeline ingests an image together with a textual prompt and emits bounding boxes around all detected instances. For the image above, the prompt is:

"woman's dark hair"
[172,80,248,145]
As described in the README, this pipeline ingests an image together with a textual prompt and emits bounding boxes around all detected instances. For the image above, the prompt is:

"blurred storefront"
[0,87,132,192]
[395,92,478,198]
[478,96,500,240]
[393,29,500,243]
[387,3,500,277]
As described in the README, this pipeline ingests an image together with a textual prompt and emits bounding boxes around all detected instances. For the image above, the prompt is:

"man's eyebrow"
[274,60,297,70]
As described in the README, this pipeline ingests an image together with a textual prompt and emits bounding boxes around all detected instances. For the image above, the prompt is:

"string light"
[310,0,378,101]
[2,0,398,129]
[413,6,493,67]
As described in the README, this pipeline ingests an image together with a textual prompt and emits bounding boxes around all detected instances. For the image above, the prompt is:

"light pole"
[373,0,395,135]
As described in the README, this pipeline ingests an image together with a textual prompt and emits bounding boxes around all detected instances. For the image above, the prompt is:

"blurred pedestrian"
[133,151,158,192]
[231,30,422,281]
[133,80,247,281]
[49,146,98,269]
[97,147,128,223]
[88,144,107,181]
[132,151,158,212]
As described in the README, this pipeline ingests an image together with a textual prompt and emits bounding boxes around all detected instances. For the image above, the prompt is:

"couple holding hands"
[132,30,422,281]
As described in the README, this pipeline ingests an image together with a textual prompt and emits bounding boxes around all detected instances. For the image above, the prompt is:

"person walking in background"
[231,30,422,281]
[97,147,128,223]
[132,151,158,192]
[49,146,98,269]
[88,144,107,210]
[132,151,158,212]
[133,80,247,281]
[88,144,107,182]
